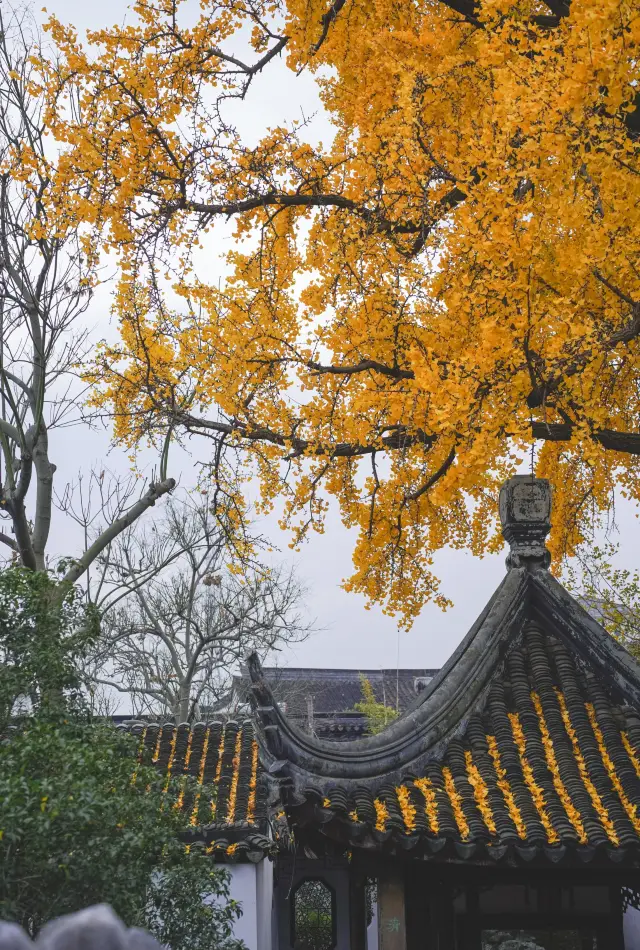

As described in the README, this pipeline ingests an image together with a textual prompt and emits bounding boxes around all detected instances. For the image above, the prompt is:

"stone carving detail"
[499,475,552,570]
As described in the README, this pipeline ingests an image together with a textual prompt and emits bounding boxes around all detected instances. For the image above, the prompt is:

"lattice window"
[292,878,336,950]
[365,878,377,927]
[622,886,640,912]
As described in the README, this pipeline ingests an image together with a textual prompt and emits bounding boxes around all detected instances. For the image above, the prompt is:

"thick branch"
[61,478,176,586]
[0,417,24,446]
[176,411,435,457]
[436,0,482,25]
[307,358,414,380]
[531,422,640,455]
[168,183,466,254]
[405,446,456,502]
[312,0,348,53]
[527,295,640,409]
[30,424,55,569]
[541,0,570,17]
[0,530,17,552]
[8,494,36,570]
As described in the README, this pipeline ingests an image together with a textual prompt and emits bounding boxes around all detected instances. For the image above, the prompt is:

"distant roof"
[231,666,438,739]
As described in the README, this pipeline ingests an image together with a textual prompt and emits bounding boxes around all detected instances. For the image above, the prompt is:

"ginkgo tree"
[35,0,640,623]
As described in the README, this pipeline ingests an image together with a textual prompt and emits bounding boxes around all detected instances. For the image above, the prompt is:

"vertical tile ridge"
[487,678,543,840]
[377,781,404,831]
[621,707,640,770]
[589,680,640,819]
[150,725,163,764]
[464,749,497,835]
[551,636,626,842]
[373,797,389,832]
[413,776,439,834]
[162,727,179,794]
[621,731,640,780]
[172,723,190,777]
[189,725,211,827]
[510,641,567,841]
[157,724,175,771]
[467,714,517,840]
[233,724,254,823]
[425,763,457,838]
[446,741,486,840]
[173,728,194,813]
[485,733,526,839]
[442,766,470,841]
[212,721,236,822]
[395,784,417,834]
[130,725,148,787]
[186,724,206,778]
[508,710,559,844]
[554,688,619,846]
[203,722,224,786]
[531,690,587,844]
[542,636,610,845]
[225,727,243,824]
[586,701,640,838]
[246,736,261,824]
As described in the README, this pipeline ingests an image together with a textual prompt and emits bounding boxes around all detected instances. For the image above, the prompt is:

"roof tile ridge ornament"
[499,474,552,572]
[246,651,286,763]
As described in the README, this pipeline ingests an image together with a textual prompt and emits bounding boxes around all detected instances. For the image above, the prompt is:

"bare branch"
[87,494,310,721]
[61,478,176,586]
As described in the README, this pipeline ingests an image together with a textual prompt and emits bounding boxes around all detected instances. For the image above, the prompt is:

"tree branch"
[311,0,348,53]
[531,422,640,455]
[61,478,176,586]
[527,293,640,409]
[307,358,414,380]
[405,446,456,502]
[175,410,435,458]
[167,183,466,256]
[0,529,17,551]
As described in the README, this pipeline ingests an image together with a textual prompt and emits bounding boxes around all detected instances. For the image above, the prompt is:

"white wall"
[366,896,378,950]
[625,905,640,949]
[256,858,274,950]
[228,864,259,949]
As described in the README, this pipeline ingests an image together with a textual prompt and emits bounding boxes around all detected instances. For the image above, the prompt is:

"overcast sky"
[32,0,640,681]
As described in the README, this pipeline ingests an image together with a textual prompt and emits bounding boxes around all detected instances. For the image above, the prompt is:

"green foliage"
[0,720,243,946]
[147,862,243,950]
[563,543,640,658]
[0,567,244,948]
[0,567,98,727]
[353,675,398,735]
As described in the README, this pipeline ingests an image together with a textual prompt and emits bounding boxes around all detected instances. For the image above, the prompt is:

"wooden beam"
[378,870,407,950]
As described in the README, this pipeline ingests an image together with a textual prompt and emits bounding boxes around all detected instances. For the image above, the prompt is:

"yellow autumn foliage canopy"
[35,0,640,623]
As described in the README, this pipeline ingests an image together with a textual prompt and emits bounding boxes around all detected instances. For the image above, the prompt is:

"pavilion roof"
[246,477,640,867]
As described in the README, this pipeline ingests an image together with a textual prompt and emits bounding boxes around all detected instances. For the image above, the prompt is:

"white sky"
[34,0,640,684]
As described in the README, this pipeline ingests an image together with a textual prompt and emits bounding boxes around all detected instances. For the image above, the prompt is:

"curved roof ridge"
[247,568,531,780]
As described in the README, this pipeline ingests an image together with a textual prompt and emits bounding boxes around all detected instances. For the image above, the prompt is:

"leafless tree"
[84,492,310,722]
[0,8,174,587]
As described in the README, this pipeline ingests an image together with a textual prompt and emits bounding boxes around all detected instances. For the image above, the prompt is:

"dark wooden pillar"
[432,879,454,950]
[349,872,367,950]
[378,869,407,950]
[406,866,430,950]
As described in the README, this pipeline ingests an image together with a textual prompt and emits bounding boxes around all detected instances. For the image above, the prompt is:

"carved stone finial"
[499,475,552,570]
